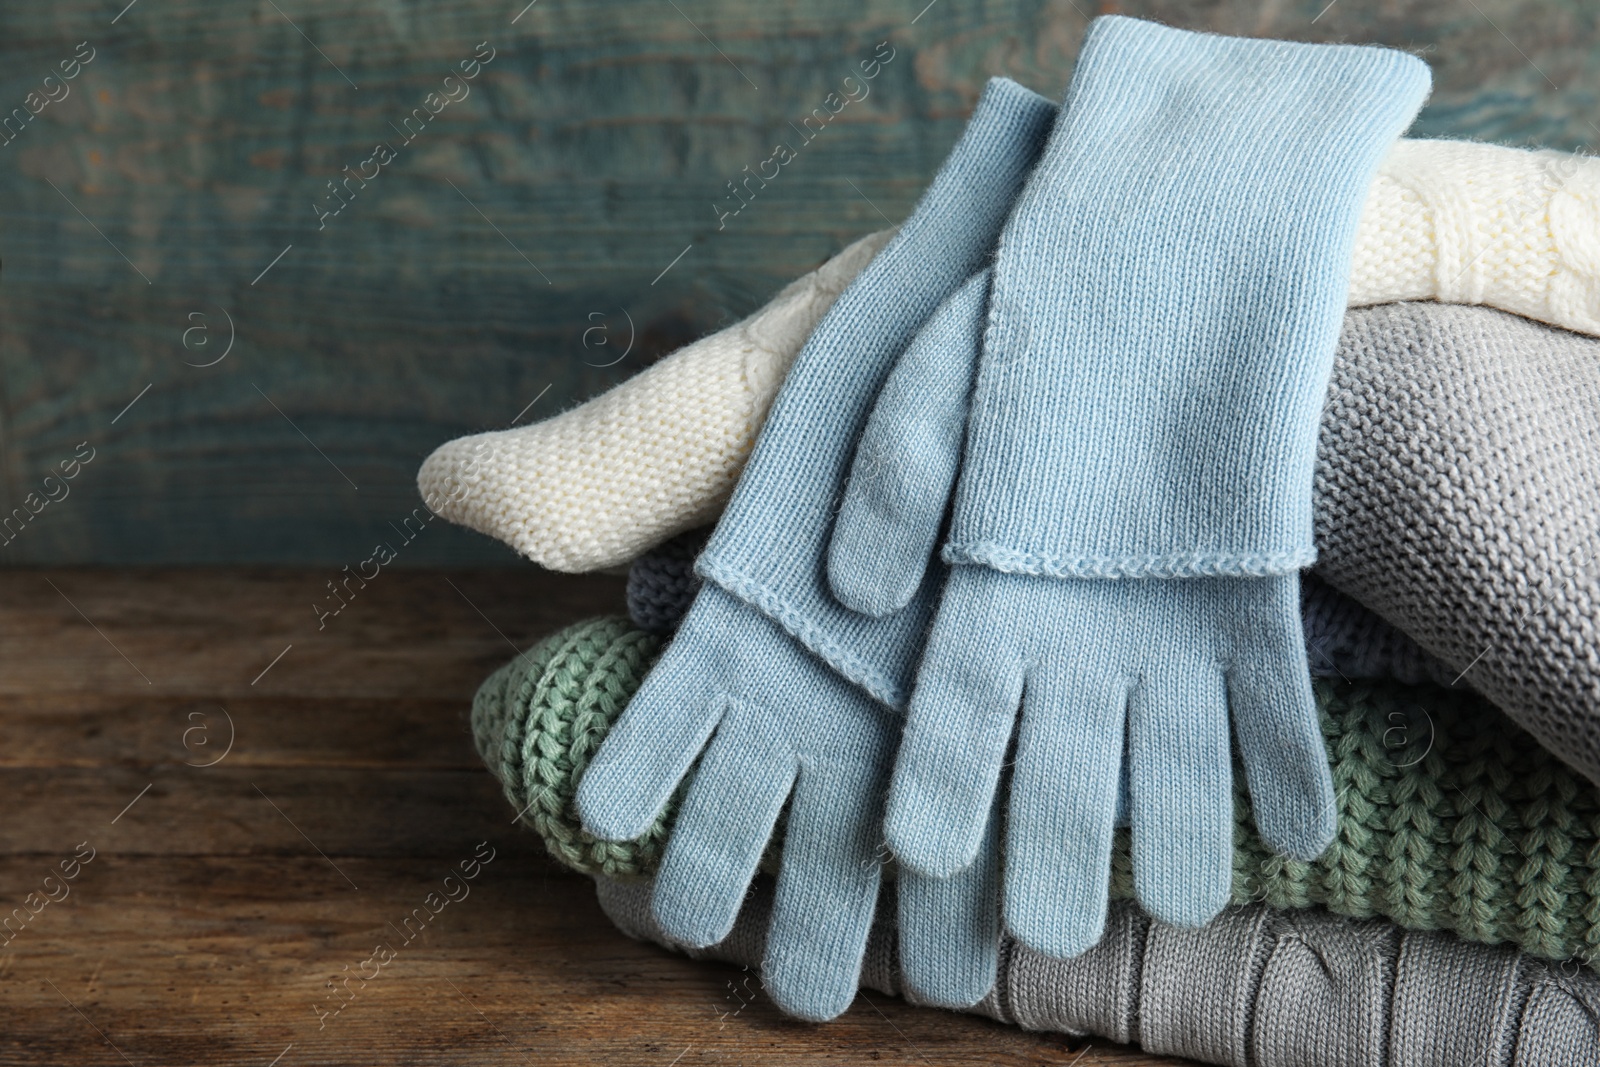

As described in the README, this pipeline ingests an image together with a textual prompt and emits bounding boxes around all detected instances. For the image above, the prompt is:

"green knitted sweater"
[473,616,1600,966]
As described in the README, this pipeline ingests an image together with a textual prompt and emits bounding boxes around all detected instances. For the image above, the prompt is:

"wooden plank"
[0,567,1197,1063]
[0,855,1188,1066]
[0,568,626,697]
[0,766,514,857]
[0,0,1594,562]
[0,692,478,768]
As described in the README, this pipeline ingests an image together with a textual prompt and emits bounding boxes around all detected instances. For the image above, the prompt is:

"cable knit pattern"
[420,138,1600,576]
[608,301,1600,793]
[595,881,1600,1067]
[416,229,893,573]
[477,616,1600,966]
[1350,139,1600,334]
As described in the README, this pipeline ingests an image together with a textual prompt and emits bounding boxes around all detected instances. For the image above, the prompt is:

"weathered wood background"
[0,0,1595,564]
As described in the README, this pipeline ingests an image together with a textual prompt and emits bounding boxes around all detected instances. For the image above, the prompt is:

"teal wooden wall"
[1,0,1595,564]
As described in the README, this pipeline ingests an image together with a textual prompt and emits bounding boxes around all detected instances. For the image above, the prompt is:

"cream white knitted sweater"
[418,139,1600,573]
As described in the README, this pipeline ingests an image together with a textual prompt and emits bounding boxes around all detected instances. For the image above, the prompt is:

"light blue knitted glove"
[578,584,1002,1016]
[830,18,1431,958]
[575,79,1058,1020]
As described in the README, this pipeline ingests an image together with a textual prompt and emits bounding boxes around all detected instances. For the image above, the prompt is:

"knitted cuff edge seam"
[942,541,1318,579]
[696,559,909,710]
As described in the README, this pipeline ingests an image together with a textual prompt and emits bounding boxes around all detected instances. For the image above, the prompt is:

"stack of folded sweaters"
[419,17,1600,1066]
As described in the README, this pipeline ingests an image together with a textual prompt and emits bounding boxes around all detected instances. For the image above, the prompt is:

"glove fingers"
[1128,666,1233,929]
[898,786,1002,1008]
[763,750,890,1021]
[1230,658,1336,861]
[575,660,727,842]
[886,580,1024,878]
[1003,662,1124,959]
[1230,573,1336,861]
[652,706,797,949]
[828,271,991,618]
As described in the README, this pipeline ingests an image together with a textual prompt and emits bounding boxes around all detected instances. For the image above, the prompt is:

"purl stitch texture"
[1316,301,1600,785]
[417,227,893,573]
[630,301,1600,791]
[419,139,1600,577]
[625,528,709,633]
[1299,572,1455,687]
[482,616,1600,966]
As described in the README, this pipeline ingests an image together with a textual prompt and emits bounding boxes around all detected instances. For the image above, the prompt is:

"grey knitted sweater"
[1316,302,1600,785]
[598,873,1600,1067]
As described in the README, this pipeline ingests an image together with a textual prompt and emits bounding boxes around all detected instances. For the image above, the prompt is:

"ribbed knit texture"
[420,137,1600,577]
[1299,573,1455,687]
[630,531,1455,691]
[818,19,1427,958]
[624,531,706,631]
[470,617,670,878]
[485,615,1600,967]
[629,300,1600,795]
[940,21,1429,574]
[595,880,1600,1067]
[571,79,1059,1022]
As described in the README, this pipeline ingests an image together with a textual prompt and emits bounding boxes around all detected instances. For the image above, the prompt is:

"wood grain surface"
[0,568,1195,1066]
[0,0,1594,564]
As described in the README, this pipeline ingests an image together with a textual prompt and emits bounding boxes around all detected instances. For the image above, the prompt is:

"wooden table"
[0,569,1189,1066]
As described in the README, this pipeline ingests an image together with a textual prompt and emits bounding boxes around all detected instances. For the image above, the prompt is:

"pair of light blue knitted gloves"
[576,17,1432,1021]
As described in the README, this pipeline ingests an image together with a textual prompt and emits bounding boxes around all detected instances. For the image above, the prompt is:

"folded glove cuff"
[946,17,1432,576]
